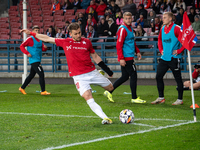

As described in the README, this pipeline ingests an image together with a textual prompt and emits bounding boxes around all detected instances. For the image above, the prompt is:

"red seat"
[43,16,54,22]
[0,17,9,22]
[31,11,42,17]
[9,17,20,23]
[55,21,65,29]
[0,23,9,29]
[64,9,74,15]
[30,6,41,12]
[9,6,18,11]
[10,23,21,29]
[0,35,10,44]
[76,9,85,14]
[11,28,21,35]
[32,16,43,22]
[10,35,22,44]
[41,5,52,11]
[0,29,10,35]
[40,28,44,34]
[54,16,64,22]
[29,1,39,5]
[42,10,52,16]
[32,22,44,28]
[54,10,63,16]
[9,12,19,17]
[44,22,54,27]
[65,15,75,21]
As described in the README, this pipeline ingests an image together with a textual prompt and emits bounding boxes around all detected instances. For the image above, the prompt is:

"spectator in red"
[87,13,97,25]
[86,0,97,13]
[51,0,61,13]
[62,0,72,13]
[87,7,98,22]
[151,17,162,36]
[96,0,107,18]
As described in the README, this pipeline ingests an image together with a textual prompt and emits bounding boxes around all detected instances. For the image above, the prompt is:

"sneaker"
[104,91,114,102]
[172,99,183,105]
[41,91,51,95]
[19,87,27,95]
[102,118,112,124]
[151,98,165,104]
[131,97,146,103]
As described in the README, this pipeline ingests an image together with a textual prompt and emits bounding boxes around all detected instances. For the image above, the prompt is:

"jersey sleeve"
[88,39,95,53]
[192,69,199,79]
[116,27,127,60]
[20,37,34,55]
[55,38,65,47]
[158,27,163,54]
[42,43,48,52]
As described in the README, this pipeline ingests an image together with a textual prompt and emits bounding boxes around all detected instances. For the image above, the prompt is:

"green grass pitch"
[0,83,200,150]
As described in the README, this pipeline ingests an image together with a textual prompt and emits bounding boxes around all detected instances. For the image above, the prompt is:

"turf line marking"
[132,123,155,127]
[42,121,195,150]
[0,112,190,122]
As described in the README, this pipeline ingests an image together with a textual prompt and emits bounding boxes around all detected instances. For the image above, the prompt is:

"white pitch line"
[132,123,155,127]
[0,112,190,122]
[42,121,195,150]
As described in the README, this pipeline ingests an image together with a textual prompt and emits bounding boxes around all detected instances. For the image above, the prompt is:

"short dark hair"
[32,25,40,30]
[65,21,70,24]
[68,23,80,32]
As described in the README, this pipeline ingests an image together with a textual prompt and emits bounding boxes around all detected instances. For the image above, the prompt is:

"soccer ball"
[119,109,134,124]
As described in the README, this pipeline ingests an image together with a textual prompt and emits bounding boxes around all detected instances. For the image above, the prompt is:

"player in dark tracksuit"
[104,12,146,103]
[151,12,185,105]
[19,26,50,95]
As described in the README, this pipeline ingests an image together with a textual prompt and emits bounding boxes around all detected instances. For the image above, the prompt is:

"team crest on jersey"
[66,45,72,50]
[82,41,86,45]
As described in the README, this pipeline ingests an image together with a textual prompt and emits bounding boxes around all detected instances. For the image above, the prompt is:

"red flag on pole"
[178,12,198,51]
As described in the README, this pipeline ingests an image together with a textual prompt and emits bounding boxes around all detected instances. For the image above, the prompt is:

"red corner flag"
[178,12,198,51]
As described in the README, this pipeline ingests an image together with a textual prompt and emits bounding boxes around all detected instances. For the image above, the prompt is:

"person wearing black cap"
[135,3,147,21]
[19,25,50,95]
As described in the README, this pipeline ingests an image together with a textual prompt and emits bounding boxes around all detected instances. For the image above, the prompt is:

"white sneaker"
[151,97,165,104]
[172,99,183,105]
[102,118,112,124]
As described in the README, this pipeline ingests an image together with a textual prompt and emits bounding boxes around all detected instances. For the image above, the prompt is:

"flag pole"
[187,50,197,122]
[22,0,27,84]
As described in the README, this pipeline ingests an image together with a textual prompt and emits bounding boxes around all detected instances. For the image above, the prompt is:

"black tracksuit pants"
[156,58,183,99]
[21,62,45,92]
[111,60,138,99]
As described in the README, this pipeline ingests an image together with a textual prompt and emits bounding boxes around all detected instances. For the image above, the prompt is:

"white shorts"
[73,69,112,96]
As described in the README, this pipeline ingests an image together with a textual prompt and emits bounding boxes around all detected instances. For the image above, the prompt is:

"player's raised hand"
[137,53,142,60]
[20,29,31,35]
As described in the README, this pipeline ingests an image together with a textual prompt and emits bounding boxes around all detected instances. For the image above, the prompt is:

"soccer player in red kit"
[21,23,114,124]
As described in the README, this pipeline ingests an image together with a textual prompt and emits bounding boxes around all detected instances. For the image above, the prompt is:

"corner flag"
[178,11,198,122]
[178,12,198,51]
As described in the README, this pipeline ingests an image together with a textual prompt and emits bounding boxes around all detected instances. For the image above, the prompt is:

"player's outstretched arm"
[91,52,113,77]
[20,29,56,44]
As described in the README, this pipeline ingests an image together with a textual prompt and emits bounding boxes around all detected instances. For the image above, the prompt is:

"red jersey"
[20,37,47,55]
[55,37,96,76]
[116,22,140,61]
[158,22,185,55]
